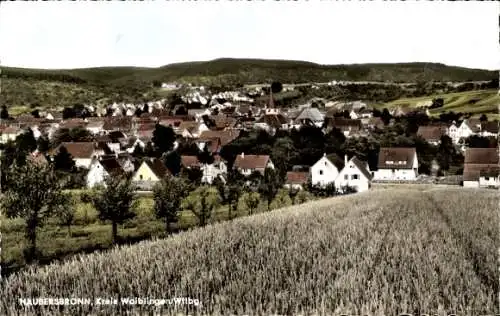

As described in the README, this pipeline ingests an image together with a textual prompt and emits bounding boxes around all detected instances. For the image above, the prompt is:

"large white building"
[373,148,419,181]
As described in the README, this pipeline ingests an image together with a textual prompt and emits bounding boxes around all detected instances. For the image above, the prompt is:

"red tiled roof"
[377,147,417,170]
[99,157,124,175]
[196,137,222,153]
[351,156,373,180]
[417,126,448,142]
[464,164,499,181]
[286,171,309,184]
[234,154,270,170]
[464,148,498,164]
[199,130,240,147]
[145,158,170,178]
[58,142,97,159]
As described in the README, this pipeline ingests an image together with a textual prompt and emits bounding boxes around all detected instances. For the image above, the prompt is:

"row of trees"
[2,159,315,265]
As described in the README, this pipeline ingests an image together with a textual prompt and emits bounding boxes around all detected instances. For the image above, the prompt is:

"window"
[349,165,354,168]
[351,174,359,180]
[344,175,348,180]
[319,170,323,175]
[391,169,395,173]
[484,177,489,181]
[139,175,143,180]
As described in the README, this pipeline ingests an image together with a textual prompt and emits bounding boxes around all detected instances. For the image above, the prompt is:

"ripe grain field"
[1,188,498,315]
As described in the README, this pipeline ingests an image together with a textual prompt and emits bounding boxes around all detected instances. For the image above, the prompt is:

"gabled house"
[324,118,363,138]
[123,137,146,154]
[86,157,124,188]
[255,114,289,132]
[373,147,419,181]
[195,137,222,154]
[53,142,107,169]
[181,155,228,184]
[131,158,170,190]
[457,119,481,141]
[447,121,460,144]
[463,147,499,188]
[310,153,340,187]
[177,121,209,138]
[233,153,274,176]
[284,171,309,190]
[294,108,324,128]
[334,156,372,192]
[417,125,448,145]
[199,130,240,147]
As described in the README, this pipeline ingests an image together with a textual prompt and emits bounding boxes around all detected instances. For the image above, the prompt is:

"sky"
[0,1,499,70]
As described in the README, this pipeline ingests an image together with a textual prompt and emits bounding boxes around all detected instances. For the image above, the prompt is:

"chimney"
[241,152,244,159]
[345,154,348,166]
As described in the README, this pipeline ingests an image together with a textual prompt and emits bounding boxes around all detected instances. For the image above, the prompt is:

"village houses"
[310,153,372,192]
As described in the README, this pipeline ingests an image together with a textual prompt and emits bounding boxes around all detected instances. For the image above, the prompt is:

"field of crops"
[382,89,499,119]
[1,187,498,315]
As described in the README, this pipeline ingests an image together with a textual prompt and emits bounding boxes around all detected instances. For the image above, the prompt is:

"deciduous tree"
[153,176,189,235]
[2,162,69,263]
[182,186,220,227]
[241,191,260,215]
[152,124,176,155]
[259,168,281,211]
[91,176,138,244]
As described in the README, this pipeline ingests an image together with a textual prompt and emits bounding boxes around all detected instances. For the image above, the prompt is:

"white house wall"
[75,158,93,169]
[479,176,500,188]
[86,163,109,188]
[373,168,417,181]
[311,157,339,187]
[463,180,479,188]
[334,162,370,192]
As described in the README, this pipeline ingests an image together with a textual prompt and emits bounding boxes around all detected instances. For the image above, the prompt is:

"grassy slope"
[377,89,499,118]
[1,187,497,315]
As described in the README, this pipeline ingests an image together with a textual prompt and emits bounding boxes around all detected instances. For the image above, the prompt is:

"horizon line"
[1,57,498,72]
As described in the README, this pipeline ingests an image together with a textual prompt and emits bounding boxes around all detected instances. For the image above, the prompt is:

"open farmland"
[1,187,498,315]
[380,89,500,119]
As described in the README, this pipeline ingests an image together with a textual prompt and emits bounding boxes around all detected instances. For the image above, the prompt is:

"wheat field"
[1,187,498,315]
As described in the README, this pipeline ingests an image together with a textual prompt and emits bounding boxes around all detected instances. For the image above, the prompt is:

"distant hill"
[0,58,497,111]
[2,58,497,86]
